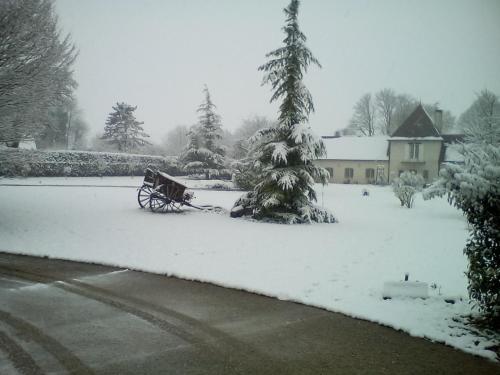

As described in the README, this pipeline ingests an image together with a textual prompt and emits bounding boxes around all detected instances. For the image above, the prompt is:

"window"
[375,166,385,184]
[408,142,421,160]
[344,168,354,178]
[326,168,333,180]
[423,170,429,180]
[365,168,375,179]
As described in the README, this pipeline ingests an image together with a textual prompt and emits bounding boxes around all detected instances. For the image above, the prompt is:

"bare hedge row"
[0,149,181,177]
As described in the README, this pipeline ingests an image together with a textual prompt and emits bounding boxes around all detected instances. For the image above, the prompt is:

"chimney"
[334,130,341,138]
[433,109,443,132]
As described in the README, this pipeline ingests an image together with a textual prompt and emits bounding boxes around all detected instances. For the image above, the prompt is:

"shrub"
[0,149,181,177]
[209,182,232,191]
[424,144,500,325]
[392,171,424,208]
[231,159,261,190]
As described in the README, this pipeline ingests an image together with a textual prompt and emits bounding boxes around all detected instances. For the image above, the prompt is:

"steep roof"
[320,136,389,161]
[391,104,441,138]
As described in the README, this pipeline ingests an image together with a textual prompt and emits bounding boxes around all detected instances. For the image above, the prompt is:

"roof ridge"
[391,105,441,138]
[421,105,442,136]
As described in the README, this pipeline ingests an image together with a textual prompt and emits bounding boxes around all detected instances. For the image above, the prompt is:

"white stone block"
[382,281,429,299]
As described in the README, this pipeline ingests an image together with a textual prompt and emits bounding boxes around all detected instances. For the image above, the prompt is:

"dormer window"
[408,142,420,160]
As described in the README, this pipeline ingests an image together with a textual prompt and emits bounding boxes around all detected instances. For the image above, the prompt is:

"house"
[316,105,463,184]
[315,135,390,184]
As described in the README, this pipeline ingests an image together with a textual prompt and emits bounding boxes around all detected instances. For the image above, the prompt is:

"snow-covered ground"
[0,175,233,189]
[0,177,497,360]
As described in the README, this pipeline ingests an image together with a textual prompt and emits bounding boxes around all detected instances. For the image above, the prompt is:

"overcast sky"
[55,0,500,141]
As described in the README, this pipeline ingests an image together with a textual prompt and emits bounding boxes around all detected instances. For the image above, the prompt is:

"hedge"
[0,148,181,177]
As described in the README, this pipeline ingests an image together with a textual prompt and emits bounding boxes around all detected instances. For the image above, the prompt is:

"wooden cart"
[137,168,194,212]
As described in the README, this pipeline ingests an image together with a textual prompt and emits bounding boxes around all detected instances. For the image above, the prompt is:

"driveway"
[0,252,498,374]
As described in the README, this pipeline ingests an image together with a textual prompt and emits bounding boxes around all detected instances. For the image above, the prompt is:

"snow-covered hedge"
[0,148,181,177]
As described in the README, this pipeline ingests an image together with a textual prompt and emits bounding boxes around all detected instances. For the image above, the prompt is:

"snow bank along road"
[0,254,498,375]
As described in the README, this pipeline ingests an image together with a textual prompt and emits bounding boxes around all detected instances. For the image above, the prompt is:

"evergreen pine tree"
[232,0,335,223]
[102,102,150,153]
[181,124,203,173]
[181,86,226,179]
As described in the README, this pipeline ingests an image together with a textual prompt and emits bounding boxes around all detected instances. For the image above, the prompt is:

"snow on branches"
[392,171,424,208]
[231,0,334,224]
[180,86,227,179]
[102,102,150,153]
[424,132,500,325]
[0,0,77,144]
[233,122,334,223]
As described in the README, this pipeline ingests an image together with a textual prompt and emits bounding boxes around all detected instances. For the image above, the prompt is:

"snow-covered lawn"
[0,177,497,360]
[0,175,232,189]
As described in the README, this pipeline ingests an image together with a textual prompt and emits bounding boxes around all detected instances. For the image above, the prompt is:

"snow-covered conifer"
[102,102,150,153]
[232,0,334,223]
[180,86,227,179]
[180,124,204,175]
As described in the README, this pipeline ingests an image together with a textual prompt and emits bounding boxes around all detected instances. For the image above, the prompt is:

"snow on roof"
[320,136,389,161]
[389,136,443,141]
[444,143,465,163]
[391,104,441,138]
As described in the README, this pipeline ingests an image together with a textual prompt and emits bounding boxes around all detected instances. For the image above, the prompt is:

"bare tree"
[352,90,456,136]
[70,115,90,150]
[458,90,500,144]
[348,93,377,136]
[161,125,189,156]
[0,0,77,145]
[36,99,89,150]
[423,103,455,133]
[392,94,417,131]
[375,88,397,135]
[231,115,273,159]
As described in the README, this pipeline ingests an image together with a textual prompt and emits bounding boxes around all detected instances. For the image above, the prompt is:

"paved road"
[0,253,498,375]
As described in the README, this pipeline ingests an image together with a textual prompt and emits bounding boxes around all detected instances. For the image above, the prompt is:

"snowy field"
[0,176,498,360]
[0,175,232,190]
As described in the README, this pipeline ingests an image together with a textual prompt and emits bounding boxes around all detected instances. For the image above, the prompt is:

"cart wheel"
[166,201,182,212]
[137,185,153,208]
[150,194,167,212]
